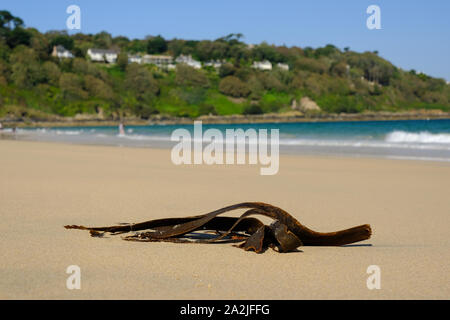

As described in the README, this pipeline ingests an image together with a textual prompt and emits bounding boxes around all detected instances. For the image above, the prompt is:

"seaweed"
[65,202,372,253]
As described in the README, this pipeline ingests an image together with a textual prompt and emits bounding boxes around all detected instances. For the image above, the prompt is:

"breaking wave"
[385,131,450,144]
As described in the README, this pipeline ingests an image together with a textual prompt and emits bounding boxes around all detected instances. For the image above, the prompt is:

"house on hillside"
[142,54,174,69]
[276,63,289,71]
[203,60,224,69]
[87,48,119,63]
[51,45,74,59]
[175,54,201,69]
[252,60,272,71]
[128,54,142,64]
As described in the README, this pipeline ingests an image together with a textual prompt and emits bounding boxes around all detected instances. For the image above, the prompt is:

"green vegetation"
[0,10,449,121]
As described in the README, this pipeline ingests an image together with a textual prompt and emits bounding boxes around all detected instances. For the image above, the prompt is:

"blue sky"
[3,0,449,81]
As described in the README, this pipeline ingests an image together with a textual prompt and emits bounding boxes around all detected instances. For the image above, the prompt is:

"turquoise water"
[14,119,450,161]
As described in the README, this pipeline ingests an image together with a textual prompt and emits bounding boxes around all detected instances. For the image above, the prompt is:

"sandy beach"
[0,139,449,299]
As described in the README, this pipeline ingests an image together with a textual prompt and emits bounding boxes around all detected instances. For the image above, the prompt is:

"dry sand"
[0,139,449,299]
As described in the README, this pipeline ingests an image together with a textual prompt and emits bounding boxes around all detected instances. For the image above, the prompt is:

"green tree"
[41,61,61,85]
[127,39,146,53]
[59,72,88,100]
[167,39,185,57]
[29,29,49,60]
[175,64,209,88]
[0,10,30,48]
[85,75,114,100]
[195,40,227,61]
[93,31,112,48]
[347,52,396,85]
[219,76,250,97]
[116,51,128,71]
[72,57,89,74]
[247,76,264,99]
[257,72,284,91]
[112,36,130,49]
[314,44,340,58]
[147,35,167,54]
[0,59,9,85]
[218,63,236,78]
[7,28,31,48]
[294,57,328,74]
[242,104,263,115]
[50,35,74,50]
[124,63,159,98]
[0,38,10,60]
[10,46,40,88]
[252,42,284,63]
[330,61,348,77]
[0,10,23,30]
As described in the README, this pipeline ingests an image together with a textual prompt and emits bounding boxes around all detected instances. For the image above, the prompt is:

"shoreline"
[2,134,450,166]
[1,110,450,128]
[2,117,450,164]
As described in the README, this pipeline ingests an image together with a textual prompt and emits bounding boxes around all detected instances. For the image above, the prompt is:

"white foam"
[277,138,450,151]
[385,155,450,162]
[116,134,169,141]
[55,130,83,135]
[385,131,450,144]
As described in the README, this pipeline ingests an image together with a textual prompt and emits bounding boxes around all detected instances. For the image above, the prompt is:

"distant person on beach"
[0,122,3,131]
[119,122,125,135]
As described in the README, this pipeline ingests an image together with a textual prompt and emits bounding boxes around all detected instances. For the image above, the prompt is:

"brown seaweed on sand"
[65,202,372,253]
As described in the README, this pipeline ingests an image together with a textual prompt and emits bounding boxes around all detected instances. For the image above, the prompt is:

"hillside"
[0,10,449,123]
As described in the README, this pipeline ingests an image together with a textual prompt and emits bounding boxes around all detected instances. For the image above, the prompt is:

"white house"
[51,45,74,59]
[175,54,201,69]
[87,48,119,63]
[203,60,224,69]
[142,54,174,68]
[128,54,142,64]
[276,63,289,71]
[252,60,272,71]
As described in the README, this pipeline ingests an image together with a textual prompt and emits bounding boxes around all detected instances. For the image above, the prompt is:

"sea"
[4,119,450,162]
